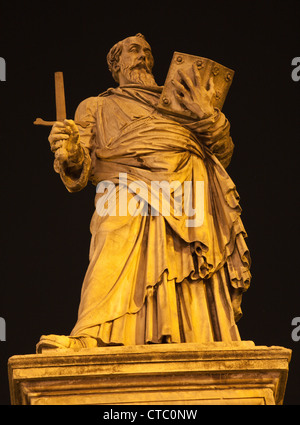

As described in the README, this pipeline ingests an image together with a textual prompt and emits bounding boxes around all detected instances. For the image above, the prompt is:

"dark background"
[0,0,299,405]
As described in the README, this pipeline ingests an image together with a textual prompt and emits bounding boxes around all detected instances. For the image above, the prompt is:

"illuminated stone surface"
[9,35,292,407]
[35,34,251,350]
[8,342,291,405]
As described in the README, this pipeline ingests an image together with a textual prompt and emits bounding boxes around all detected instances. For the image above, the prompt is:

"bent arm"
[53,97,98,192]
[172,67,234,168]
[54,144,91,193]
[184,109,234,168]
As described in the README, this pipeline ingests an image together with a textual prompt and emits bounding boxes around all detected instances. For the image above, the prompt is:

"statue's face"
[117,37,156,86]
[120,37,153,72]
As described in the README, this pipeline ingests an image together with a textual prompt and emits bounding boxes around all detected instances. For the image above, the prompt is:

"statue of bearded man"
[37,33,251,352]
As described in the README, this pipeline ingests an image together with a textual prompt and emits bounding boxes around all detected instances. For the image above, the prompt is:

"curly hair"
[107,33,153,83]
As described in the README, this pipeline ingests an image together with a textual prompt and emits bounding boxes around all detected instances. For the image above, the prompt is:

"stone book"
[158,51,235,119]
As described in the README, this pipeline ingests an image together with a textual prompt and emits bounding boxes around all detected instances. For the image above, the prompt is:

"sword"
[34,72,88,128]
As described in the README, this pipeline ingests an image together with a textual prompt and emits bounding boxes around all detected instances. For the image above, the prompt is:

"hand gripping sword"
[33,72,88,127]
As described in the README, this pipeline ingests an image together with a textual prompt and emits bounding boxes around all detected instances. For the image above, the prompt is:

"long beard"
[121,64,157,86]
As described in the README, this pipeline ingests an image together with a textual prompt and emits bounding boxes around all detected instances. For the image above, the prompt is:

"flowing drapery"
[56,85,251,344]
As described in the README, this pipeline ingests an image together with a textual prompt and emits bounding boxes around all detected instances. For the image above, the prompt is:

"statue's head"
[107,33,156,86]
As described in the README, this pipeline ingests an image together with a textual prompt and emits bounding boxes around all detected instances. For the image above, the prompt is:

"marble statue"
[36,33,251,352]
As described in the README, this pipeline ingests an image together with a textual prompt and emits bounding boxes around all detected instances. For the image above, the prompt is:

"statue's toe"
[36,334,98,353]
[36,334,72,353]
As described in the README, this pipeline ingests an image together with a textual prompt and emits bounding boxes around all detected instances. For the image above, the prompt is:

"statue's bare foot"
[36,334,98,353]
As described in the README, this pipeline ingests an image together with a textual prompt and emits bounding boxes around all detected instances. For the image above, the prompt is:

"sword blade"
[55,71,66,121]
[34,71,89,128]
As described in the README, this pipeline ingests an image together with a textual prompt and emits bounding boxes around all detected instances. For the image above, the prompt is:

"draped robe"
[56,84,251,345]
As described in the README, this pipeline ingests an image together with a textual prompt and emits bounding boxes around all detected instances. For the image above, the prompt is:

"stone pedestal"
[8,341,291,405]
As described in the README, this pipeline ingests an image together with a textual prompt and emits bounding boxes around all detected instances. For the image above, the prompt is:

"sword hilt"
[33,117,89,128]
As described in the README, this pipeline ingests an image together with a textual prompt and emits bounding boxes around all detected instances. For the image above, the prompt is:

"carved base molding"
[8,341,291,405]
